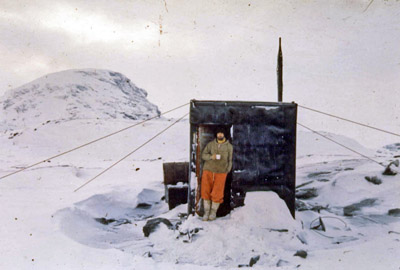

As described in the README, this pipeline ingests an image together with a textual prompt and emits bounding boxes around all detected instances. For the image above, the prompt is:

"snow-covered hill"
[0,69,160,131]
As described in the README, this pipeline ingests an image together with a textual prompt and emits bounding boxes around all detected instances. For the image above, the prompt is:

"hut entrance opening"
[196,124,233,217]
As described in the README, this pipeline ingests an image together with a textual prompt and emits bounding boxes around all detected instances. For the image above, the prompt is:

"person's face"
[217,132,225,140]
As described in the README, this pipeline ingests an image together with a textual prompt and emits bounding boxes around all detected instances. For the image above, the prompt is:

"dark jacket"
[202,139,233,173]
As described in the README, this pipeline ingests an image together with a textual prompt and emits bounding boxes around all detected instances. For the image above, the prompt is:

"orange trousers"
[201,170,228,204]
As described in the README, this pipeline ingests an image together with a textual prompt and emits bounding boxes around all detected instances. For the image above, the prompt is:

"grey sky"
[1,0,399,147]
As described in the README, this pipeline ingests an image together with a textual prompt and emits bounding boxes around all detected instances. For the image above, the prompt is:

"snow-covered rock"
[0,69,160,131]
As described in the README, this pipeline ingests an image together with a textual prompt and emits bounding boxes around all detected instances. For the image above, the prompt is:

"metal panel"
[163,162,189,185]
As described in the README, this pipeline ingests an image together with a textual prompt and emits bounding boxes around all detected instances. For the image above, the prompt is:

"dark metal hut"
[187,100,297,217]
[162,40,297,218]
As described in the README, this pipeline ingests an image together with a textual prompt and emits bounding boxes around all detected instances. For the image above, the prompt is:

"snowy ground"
[0,117,399,270]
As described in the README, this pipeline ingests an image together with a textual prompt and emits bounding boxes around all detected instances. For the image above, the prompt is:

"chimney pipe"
[277,37,283,102]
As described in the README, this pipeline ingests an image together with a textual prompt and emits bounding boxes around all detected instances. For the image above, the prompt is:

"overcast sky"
[1,0,399,148]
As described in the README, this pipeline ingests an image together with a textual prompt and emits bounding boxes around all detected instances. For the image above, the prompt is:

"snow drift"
[1,114,399,269]
[0,69,399,269]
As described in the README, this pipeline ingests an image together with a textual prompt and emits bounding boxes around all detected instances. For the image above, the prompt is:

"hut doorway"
[196,124,233,217]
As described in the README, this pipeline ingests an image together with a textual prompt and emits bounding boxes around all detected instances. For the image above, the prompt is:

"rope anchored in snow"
[309,216,348,239]
[2,102,394,182]
[298,104,400,138]
[297,122,385,167]
[0,103,189,181]
[74,112,189,192]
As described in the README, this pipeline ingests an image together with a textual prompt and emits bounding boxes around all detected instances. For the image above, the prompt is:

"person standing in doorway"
[201,128,233,221]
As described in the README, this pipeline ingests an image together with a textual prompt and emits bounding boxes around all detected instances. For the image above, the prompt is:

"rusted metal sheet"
[163,162,189,185]
[163,162,189,210]
[165,186,188,210]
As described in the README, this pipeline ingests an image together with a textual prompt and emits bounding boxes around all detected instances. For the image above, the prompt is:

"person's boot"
[202,200,211,221]
[208,202,220,221]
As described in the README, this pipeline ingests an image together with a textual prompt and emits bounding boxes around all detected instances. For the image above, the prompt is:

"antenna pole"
[277,37,283,102]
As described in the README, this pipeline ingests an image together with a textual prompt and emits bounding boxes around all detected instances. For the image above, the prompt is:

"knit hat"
[215,127,226,137]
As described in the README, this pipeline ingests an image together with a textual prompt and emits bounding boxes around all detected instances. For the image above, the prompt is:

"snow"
[0,69,160,132]
[1,71,400,269]
[148,192,303,267]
